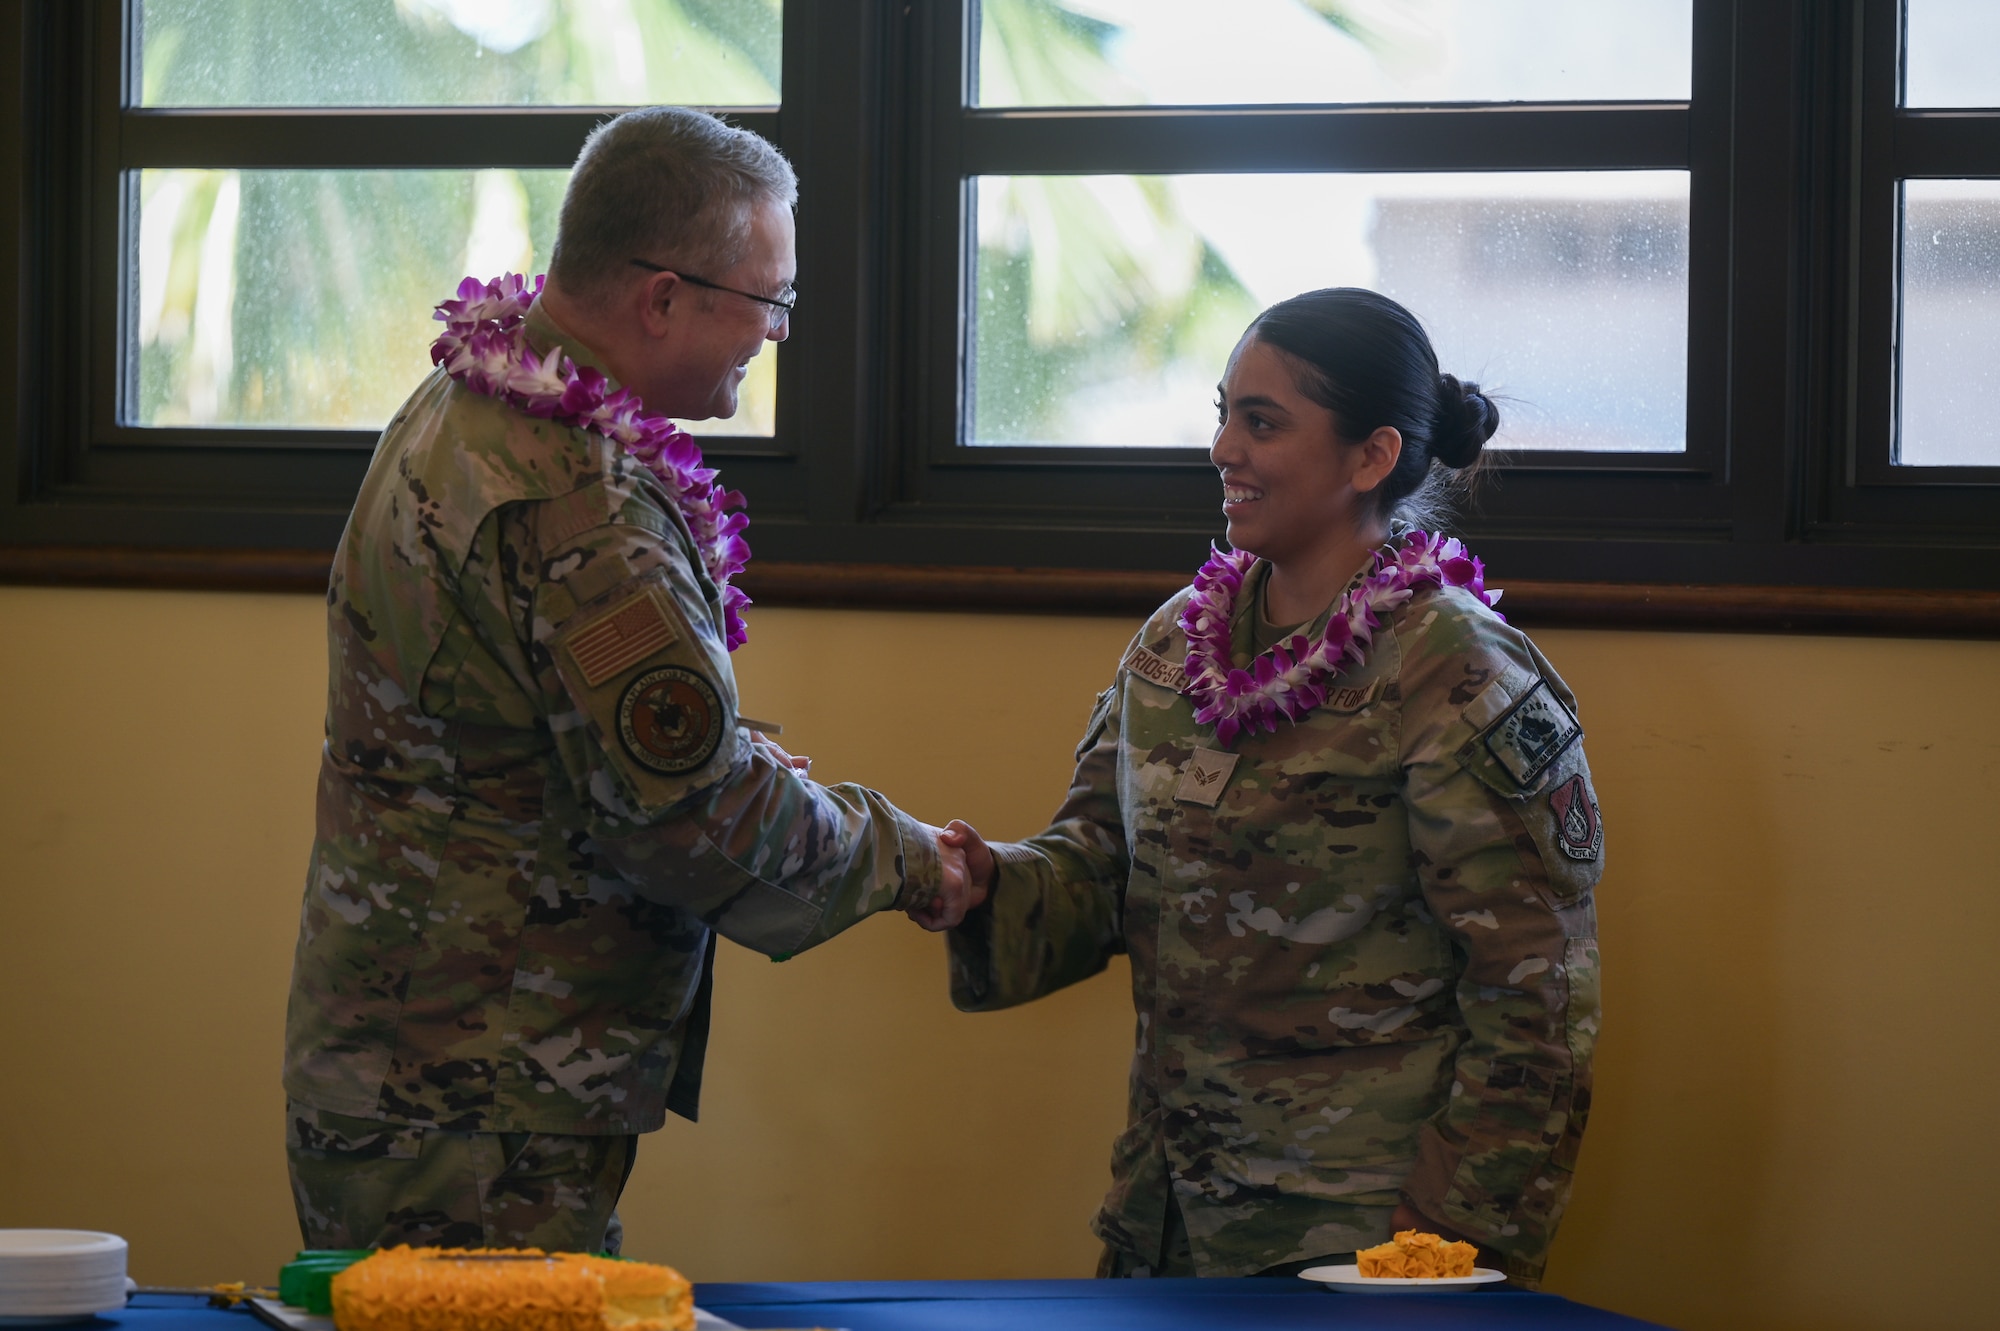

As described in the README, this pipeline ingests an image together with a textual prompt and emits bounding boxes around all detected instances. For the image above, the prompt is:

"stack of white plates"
[0,1231,130,1324]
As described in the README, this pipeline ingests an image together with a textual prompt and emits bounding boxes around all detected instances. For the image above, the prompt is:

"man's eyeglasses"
[629,258,795,329]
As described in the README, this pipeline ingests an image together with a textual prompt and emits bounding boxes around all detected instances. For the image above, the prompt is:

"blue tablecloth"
[697,1280,1671,1330]
[107,1282,1671,1331]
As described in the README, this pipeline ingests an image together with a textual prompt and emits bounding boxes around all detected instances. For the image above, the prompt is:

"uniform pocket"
[285,1100,424,1161]
[1093,1107,1171,1262]
[1563,936,1601,1069]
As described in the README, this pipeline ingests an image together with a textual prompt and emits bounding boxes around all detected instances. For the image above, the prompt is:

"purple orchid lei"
[1177,530,1503,747]
[429,273,752,651]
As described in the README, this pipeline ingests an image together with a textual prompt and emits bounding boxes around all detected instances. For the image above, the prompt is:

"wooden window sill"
[3,546,1997,638]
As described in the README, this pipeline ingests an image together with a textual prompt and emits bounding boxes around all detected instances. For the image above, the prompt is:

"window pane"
[975,0,1690,108]
[1904,0,2000,108]
[140,0,781,107]
[971,172,1688,451]
[1898,180,2000,466]
[132,169,776,436]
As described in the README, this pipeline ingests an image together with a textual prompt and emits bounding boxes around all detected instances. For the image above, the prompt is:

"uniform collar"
[523,296,622,388]
[1230,533,1406,670]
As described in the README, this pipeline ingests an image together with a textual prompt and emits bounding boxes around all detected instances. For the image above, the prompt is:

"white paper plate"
[1298,1263,1507,1293]
[0,1233,129,1320]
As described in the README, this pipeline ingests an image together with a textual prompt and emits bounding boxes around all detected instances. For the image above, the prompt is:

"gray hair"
[549,106,798,304]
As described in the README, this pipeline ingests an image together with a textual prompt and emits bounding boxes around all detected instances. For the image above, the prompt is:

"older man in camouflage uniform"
[947,565,1601,1285]
[284,107,966,1253]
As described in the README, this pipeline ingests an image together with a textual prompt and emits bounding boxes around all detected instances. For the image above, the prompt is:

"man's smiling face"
[650,196,795,421]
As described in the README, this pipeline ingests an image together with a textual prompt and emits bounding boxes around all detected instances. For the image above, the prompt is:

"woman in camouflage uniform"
[945,289,1603,1284]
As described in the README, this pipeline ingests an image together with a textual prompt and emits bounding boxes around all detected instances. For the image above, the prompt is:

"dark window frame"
[4,0,1999,633]
[1849,0,2000,501]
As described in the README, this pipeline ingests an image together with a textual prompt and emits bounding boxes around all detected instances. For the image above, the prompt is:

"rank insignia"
[1549,773,1603,861]
[617,666,724,775]
[1483,679,1582,786]
[1174,747,1241,807]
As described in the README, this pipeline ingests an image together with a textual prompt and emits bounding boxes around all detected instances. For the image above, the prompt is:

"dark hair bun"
[1433,373,1499,469]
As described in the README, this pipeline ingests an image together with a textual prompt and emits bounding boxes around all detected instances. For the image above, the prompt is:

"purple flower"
[559,366,609,419]
[427,271,755,651]
[1174,527,1505,751]
[506,345,570,409]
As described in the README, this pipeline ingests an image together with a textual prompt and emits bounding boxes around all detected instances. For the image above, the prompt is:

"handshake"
[907,821,995,933]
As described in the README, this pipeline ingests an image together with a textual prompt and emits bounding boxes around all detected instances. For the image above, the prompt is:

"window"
[4,0,1998,628]
[889,0,1731,577]
[965,4,1695,455]
[129,2,783,438]
[1895,0,2000,460]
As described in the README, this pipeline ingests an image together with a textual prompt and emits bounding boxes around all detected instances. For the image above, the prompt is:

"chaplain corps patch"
[1482,678,1582,786]
[617,666,725,775]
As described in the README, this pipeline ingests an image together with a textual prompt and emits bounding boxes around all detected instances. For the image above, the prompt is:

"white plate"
[1298,1263,1507,1293]
[0,1234,128,1320]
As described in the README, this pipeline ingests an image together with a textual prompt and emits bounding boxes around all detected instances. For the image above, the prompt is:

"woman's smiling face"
[1209,335,1382,568]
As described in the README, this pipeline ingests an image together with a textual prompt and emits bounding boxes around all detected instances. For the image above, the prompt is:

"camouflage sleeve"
[1392,594,1603,1282]
[521,495,940,959]
[948,674,1129,1011]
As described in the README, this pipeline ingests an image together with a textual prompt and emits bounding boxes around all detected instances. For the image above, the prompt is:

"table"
[698,1280,1672,1329]
[111,1283,1672,1331]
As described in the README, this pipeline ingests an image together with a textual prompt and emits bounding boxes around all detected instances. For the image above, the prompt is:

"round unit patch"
[617,666,725,775]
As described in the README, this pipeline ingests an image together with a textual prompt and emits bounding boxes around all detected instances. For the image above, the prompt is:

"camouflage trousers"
[1097,1197,1357,1279]
[285,1100,637,1253]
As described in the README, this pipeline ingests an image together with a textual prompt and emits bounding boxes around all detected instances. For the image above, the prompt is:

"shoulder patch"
[564,586,680,687]
[1481,678,1582,786]
[1122,642,1189,693]
[1550,773,1603,861]
[617,665,725,775]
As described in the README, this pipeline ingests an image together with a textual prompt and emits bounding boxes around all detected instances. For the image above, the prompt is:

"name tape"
[1122,643,1190,693]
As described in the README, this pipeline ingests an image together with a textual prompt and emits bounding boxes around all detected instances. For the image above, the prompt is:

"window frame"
[881,0,1743,582]
[1847,0,2000,498]
[3,0,1999,632]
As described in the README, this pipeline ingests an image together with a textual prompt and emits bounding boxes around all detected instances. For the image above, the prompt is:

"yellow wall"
[2,585,1996,1331]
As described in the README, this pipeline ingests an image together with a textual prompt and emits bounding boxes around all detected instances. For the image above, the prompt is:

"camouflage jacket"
[949,565,1602,1280]
[284,300,940,1136]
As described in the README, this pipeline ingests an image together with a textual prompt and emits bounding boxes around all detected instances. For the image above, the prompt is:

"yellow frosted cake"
[329,1247,693,1331]
[1354,1229,1479,1279]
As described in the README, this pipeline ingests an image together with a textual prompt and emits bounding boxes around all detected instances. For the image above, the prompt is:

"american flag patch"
[564,590,679,687]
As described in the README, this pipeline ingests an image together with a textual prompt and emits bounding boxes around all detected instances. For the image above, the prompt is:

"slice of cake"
[1354,1229,1479,1279]
[330,1247,693,1331]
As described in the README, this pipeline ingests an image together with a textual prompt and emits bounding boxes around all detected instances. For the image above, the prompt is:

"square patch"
[1549,773,1603,861]
[1482,679,1582,787]
[1174,747,1241,807]
[563,586,679,687]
